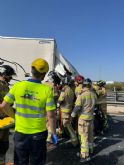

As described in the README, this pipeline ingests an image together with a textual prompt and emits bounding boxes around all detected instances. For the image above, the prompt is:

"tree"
[106,82,124,91]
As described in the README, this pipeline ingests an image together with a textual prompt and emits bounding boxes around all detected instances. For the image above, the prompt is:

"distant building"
[106,81,114,84]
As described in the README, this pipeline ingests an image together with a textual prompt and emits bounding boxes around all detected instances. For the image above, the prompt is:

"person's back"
[71,79,96,162]
[79,88,96,118]
[58,85,74,112]
[5,80,55,134]
[0,58,57,165]
[58,80,78,146]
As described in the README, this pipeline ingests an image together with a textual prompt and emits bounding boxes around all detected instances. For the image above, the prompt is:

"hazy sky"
[0,0,123,81]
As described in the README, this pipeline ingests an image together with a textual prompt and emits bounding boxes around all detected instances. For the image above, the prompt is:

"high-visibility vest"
[4,80,56,134]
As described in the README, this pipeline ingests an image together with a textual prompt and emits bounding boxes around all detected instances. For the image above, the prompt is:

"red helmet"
[75,75,84,83]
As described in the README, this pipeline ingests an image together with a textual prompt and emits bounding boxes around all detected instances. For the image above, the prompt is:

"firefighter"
[45,71,61,142]
[74,75,84,97]
[46,71,61,104]
[97,80,108,132]
[0,58,57,165]
[0,65,16,165]
[57,76,78,146]
[91,83,103,135]
[73,75,85,132]
[71,78,96,163]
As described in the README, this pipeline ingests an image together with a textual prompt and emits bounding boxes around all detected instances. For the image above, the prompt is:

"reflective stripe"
[61,108,71,113]
[80,114,94,120]
[7,93,15,100]
[81,148,89,152]
[61,107,72,112]
[46,101,55,107]
[16,111,45,118]
[81,146,89,149]
[59,97,64,102]
[16,103,44,111]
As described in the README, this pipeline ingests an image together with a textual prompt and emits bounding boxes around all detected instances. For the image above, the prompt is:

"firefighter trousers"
[78,118,94,159]
[62,112,78,146]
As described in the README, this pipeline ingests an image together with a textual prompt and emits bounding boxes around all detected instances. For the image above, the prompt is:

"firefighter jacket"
[96,87,107,104]
[75,84,83,97]
[72,87,96,120]
[0,77,10,141]
[58,85,74,113]
[0,78,9,119]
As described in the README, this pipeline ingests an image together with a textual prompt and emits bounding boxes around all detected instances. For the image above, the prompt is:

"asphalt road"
[6,115,124,165]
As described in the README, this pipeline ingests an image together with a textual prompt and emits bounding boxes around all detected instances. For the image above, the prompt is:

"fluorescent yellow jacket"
[4,79,56,134]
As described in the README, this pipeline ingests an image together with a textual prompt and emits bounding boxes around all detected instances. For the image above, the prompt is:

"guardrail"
[107,91,124,104]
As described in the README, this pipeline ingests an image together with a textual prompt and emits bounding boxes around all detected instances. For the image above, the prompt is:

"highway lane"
[6,115,124,165]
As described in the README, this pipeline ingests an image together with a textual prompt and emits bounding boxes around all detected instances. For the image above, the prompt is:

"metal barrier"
[107,91,124,104]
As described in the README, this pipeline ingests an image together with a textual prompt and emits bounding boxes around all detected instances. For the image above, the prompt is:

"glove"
[52,134,58,145]
[57,103,60,108]
[71,112,76,118]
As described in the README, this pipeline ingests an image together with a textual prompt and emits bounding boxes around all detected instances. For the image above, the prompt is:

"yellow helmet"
[32,58,49,73]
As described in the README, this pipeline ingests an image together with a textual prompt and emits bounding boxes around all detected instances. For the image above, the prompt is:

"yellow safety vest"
[4,80,56,134]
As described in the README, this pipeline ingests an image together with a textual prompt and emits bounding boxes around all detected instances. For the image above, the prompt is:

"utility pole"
[98,65,102,80]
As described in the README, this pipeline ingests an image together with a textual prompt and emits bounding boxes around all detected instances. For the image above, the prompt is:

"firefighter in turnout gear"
[71,78,96,163]
[58,76,78,146]
[72,75,84,134]
[45,71,61,143]
[0,65,16,165]
[97,80,108,132]
[74,75,84,97]
[46,71,61,104]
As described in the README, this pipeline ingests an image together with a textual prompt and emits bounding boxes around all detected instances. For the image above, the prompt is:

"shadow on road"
[46,115,124,165]
[110,115,124,138]
[93,115,124,152]
[46,141,124,165]
[6,115,124,165]
[92,150,124,165]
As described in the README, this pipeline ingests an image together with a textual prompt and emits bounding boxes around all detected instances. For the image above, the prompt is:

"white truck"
[0,36,78,83]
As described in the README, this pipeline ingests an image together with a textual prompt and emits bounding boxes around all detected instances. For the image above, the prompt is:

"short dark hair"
[31,66,42,79]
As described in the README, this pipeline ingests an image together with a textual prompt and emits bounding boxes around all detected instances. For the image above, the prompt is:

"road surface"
[6,115,124,165]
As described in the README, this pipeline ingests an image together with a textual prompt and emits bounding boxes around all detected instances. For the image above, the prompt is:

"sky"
[0,0,123,81]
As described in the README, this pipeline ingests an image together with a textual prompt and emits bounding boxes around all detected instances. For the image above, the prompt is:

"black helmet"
[0,65,16,77]
[83,78,92,87]
[97,80,106,87]
[62,76,73,85]
[48,71,61,85]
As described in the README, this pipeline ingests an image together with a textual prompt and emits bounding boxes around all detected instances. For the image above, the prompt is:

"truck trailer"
[0,36,78,82]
